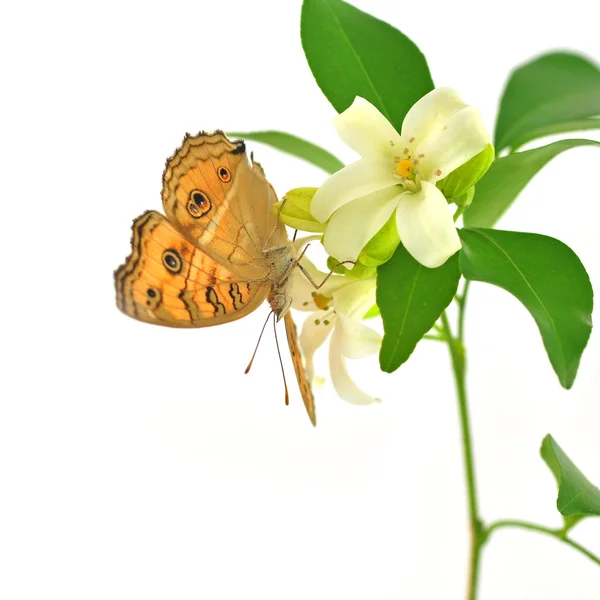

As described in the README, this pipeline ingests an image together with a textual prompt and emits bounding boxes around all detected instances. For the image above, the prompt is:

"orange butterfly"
[114,132,316,425]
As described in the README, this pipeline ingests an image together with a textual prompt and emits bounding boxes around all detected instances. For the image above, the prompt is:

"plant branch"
[486,520,600,567]
[441,310,482,600]
[457,280,470,343]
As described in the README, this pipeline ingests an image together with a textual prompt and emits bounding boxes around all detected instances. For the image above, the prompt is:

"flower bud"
[276,188,326,233]
[363,304,380,319]
[326,256,377,280]
[453,185,475,209]
[357,212,400,267]
[436,143,494,201]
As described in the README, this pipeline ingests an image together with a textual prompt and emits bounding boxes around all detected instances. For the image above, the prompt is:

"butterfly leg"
[297,260,356,290]
[263,242,292,254]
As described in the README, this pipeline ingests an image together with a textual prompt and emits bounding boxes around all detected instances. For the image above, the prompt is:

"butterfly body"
[115,132,316,424]
[264,242,297,319]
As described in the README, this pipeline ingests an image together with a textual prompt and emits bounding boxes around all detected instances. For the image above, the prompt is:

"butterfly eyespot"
[217,166,231,183]
[187,201,200,215]
[187,190,212,218]
[145,287,161,307]
[162,249,182,274]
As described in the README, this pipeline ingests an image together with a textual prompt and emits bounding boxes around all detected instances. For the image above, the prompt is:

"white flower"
[311,88,490,268]
[290,255,382,405]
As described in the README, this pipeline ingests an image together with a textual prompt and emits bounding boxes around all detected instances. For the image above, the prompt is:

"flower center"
[393,145,425,191]
[312,292,331,310]
[396,159,413,177]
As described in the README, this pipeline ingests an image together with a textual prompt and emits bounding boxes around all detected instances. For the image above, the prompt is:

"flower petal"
[311,159,397,222]
[290,270,320,312]
[332,278,377,320]
[401,87,468,146]
[334,97,403,160]
[299,311,335,382]
[292,235,323,254]
[395,182,461,268]
[322,187,400,264]
[290,269,344,313]
[416,106,490,183]
[336,313,381,359]
[329,327,380,405]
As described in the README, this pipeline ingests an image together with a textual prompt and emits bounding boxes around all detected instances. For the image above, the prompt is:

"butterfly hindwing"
[114,211,269,328]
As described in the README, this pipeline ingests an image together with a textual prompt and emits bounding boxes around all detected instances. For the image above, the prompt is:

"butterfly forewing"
[161,132,283,281]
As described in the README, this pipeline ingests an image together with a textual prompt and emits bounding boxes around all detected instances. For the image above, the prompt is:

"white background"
[1,1,600,598]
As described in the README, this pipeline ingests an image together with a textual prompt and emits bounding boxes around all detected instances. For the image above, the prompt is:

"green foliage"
[287,1,600,590]
[358,211,400,267]
[377,246,460,372]
[363,304,381,319]
[227,130,344,174]
[300,0,434,132]
[437,144,495,201]
[464,139,600,228]
[495,52,600,152]
[326,256,377,280]
[541,435,600,520]
[459,229,593,389]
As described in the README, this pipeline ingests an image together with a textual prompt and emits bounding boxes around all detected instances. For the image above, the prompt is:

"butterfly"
[114,131,316,425]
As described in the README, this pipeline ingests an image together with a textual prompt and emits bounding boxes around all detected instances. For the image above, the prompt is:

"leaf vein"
[466,229,566,376]
[322,0,394,125]
[385,265,421,367]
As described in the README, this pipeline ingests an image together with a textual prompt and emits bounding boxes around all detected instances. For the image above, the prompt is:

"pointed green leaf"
[464,139,600,228]
[228,130,344,174]
[541,434,600,518]
[301,0,434,132]
[459,228,593,388]
[495,52,600,152]
[377,245,460,372]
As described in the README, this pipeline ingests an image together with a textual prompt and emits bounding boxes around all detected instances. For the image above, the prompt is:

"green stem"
[458,281,470,343]
[440,310,482,600]
[454,206,465,222]
[443,280,600,595]
[486,520,600,567]
[423,334,446,342]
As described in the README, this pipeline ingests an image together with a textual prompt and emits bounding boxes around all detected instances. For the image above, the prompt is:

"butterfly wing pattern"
[114,210,269,327]
[284,312,316,426]
[115,132,316,425]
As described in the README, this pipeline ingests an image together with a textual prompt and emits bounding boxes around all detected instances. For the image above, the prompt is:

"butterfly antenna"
[276,198,287,219]
[245,310,273,375]
[272,313,290,406]
[296,242,310,261]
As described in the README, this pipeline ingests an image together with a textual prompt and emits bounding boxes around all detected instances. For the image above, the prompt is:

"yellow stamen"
[396,159,413,177]
[313,293,331,310]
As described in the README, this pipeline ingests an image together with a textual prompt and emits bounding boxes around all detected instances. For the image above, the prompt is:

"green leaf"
[459,229,593,389]
[495,52,600,152]
[301,0,434,132]
[377,245,460,372]
[464,139,600,228]
[227,130,344,174]
[541,434,600,518]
